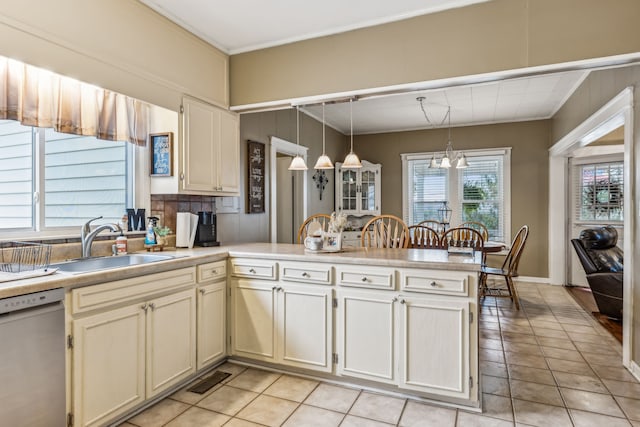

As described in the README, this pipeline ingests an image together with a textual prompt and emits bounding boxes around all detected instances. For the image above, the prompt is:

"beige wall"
[230,0,640,106]
[551,64,640,369]
[0,0,228,111]
[355,120,550,278]
[217,109,345,243]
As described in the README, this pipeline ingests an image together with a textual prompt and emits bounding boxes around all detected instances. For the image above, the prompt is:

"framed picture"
[149,132,173,176]
[322,232,342,252]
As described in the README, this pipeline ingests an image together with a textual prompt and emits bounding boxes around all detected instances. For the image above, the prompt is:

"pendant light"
[313,102,334,169]
[288,106,308,171]
[417,97,467,169]
[342,98,362,169]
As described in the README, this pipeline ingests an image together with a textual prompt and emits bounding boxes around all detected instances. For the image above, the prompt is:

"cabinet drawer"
[280,262,332,285]
[71,267,196,314]
[336,266,395,290]
[197,260,226,283]
[230,259,277,280]
[400,269,469,296]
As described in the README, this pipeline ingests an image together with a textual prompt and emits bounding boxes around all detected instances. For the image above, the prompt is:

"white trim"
[571,145,624,159]
[630,361,640,383]
[548,86,634,369]
[513,276,551,284]
[269,136,309,243]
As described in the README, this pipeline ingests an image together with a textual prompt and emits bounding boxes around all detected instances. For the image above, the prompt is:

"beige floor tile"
[399,400,457,426]
[573,341,621,355]
[591,365,639,382]
[481,361,508,378]
[561,324,600,335]
[223,418,264,427]
[580,351,623,366]
[501,332,537,344]
[529,320,563,330]
[553,371,608,393]
[217,362,248,383]
[546,358,594,376]
[541,346,585,362]
[505,352,548,369]
[340,415,394,426]
[128,398,190,427]
[603,378,640,399]
[500,324,534,334]
[481,329,503,341]
[117,423,137,427]
[512,398,572,426]
[236,394,299,427]
[171,376,224,405]
[263,375,319,402]
[480,320,501,330]
[508,365,555,385]
[482,375,510,397]
[480,348,505,363]
[615,396,640,421]
[349,392,406,425]
[560,388,625,417]
[164,406,230,427]
[568,332,609,344]
[197,385,259,416]
[304,383,360,413]
[227,368,281,393]
[533,327,569,339]
[502,341,543,355]
[283,404,344,427]
[480,338,503,351]
[535,336,576,351]
[509,379,563,406]
[456,411,514,426]
[480,393,514,422]
[569,409,631,427]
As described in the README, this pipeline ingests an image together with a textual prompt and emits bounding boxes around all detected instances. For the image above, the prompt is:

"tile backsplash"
[150,194,216,234]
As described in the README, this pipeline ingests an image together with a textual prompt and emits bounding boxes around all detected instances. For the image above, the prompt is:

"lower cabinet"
[68,269,197,427]
[231,279,333,372]
[336,289,472,400]
[196,261,227,370]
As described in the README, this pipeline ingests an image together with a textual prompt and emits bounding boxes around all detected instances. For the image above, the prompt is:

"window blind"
[407,158,448,225]
[573,161,623,223]
[0,120,33,228]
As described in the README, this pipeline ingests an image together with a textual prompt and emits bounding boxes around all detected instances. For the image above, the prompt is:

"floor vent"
[187,371,231,394]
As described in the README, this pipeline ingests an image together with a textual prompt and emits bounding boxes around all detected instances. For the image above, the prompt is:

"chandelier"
[417,97,468,169]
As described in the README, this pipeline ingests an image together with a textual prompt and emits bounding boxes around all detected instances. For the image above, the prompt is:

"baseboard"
[630,361,640,382]
[514,276,551,284]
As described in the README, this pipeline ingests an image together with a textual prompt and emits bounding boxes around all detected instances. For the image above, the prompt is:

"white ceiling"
[138,0,592,134]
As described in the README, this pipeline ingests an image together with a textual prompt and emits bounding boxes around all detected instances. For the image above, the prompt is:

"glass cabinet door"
[360,169,377,213]
[341,169,358,211]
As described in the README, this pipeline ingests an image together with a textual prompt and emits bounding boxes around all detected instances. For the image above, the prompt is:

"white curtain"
[0,56,149,146]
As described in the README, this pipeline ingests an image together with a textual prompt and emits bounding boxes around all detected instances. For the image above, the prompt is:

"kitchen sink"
[49,254,175,274]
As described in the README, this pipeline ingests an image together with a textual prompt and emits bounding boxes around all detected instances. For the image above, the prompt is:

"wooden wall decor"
[247,140,265,213]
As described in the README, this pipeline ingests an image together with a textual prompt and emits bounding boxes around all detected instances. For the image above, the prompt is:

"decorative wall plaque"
[247,140,265,213]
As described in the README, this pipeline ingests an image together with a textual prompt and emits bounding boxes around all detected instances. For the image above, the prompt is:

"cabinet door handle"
[302,272,310,278]
[199,289,206,295]
[211,269,218,275]
[392,297,398,302]
[140,303,148,312]
[430,281,437,287]
[400,299,406,304]
[361,277,368,282]
[149,303,156,311]
[277,286,283,292]
[272,286,277,291]
[179,173,184,181]
[249,268,256,274]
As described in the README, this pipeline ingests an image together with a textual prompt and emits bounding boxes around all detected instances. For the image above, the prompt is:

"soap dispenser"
[145,216,158,245]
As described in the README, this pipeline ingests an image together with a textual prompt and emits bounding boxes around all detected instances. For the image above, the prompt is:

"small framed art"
[149,132,173,176]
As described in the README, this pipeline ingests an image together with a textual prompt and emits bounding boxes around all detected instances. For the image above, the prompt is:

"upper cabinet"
[181,96,240,195]
[335,160,381,216]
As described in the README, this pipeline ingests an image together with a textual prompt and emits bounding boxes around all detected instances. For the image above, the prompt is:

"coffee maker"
[194,211,219,247]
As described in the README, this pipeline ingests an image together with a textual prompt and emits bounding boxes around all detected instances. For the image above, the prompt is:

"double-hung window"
[402,148,511,242]
[571,157,623,224]
[0,119,133,232]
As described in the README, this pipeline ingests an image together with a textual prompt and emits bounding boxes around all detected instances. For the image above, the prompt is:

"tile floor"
[119,283,640,426]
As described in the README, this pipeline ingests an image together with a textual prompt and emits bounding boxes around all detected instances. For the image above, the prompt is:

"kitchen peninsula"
[1,243,481,426]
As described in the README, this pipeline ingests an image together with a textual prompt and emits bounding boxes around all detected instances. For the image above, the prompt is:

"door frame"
[548,87,634,367]
[270,136,308,243]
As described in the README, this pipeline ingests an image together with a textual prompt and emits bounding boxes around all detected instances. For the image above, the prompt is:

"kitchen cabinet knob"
[272,286,277,291]
[249,268,256,274]
[392,297,398,302]
[302,272,310,278]
[140,303,148,311]
[199,289,205,295]
[430,281,437,287]
[400,299,406,304]
[149,303,156,311]
[211,269,218,275]
[361,277,368,282]
[277,287,283,292]
[179,173,184,180]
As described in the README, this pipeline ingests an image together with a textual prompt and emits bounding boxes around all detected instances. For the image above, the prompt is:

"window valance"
[0,56,148,146]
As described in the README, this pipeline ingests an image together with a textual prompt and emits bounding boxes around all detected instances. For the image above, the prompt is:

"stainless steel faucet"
[81,216,123,258]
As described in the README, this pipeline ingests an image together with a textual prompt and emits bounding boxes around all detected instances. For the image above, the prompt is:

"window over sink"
[0,119,134,231]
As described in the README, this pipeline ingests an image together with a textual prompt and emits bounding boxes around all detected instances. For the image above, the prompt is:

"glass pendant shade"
[314,154,334,169]
[342,98,362,168]
[288,155,308,170]
[456,153,469,168]
[429,154,439,168]
[440,156,452,168]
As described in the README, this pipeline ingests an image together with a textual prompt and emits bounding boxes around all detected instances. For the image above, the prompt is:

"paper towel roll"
[176,212,198,248]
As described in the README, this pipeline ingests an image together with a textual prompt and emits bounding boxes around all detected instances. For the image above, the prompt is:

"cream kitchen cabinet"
[180,95,240,195]
[335,160,381,216]
[230,261,333,373]
[68,268,197,427]
[196,261,227,370]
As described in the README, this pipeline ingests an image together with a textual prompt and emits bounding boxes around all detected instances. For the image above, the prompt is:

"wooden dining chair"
[457,221,489,241]
[479,225,529,310]
[297,214,331,243]
[407,225,440,249]
[417,219,443,233]
[361,215,410,248]
[440,227,485,253]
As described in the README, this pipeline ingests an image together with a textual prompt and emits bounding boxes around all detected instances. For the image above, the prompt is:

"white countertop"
[0,243,481,299]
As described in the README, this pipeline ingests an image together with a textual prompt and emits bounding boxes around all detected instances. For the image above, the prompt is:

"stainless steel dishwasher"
[0,288,65,427]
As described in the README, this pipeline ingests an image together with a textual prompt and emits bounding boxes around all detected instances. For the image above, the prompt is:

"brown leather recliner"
[571,226,623,320]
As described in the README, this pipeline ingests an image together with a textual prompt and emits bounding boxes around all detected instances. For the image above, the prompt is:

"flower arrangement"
[328,212,348,233]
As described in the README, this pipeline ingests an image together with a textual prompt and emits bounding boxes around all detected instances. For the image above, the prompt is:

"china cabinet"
[335,160,381,216]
